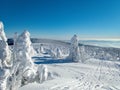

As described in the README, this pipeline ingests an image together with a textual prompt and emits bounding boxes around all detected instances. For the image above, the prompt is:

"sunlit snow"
[0,21,120,90]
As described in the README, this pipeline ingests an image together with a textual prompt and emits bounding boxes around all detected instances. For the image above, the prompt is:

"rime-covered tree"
[68,35,80,62]
[11,30,48,89]
[0,21,11,67]
[0,22,7,42]
[79,45,89,62]
[39,44,44,53]
[11,31,36,89]
[0,23,48,90]
[0,21,11,90]
[56,48,62,59]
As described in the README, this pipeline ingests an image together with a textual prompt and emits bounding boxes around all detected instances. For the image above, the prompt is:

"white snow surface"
[0,22,120,90]
[19,39,120,90]
[19,58,120,90]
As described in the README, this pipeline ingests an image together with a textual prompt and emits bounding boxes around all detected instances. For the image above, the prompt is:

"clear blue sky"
[0,0,120,40]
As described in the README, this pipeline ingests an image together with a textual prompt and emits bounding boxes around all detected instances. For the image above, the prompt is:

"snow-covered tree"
[68,35,80,62]
[0,22,7,42]
[56,48,62,59]
[10,30,48,89]
[0,23,48,90]
[79,45,90,62]
[0,21,11,90]
[7,30,36,89]
[46,49,56,58]
[0,21,11,67]
[15,30,36,57]
[0,68,10,90]
[39,44,44,53]
[14,32,18,45]
[36,65,48,83]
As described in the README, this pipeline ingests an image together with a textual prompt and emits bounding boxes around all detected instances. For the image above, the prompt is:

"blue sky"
[0,0,120,40]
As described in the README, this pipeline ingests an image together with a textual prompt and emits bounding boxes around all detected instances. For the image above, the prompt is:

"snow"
[0,21,7,41]
[19,40,120,90]
[68,35,81,62]
[0,22,49,90]
[0,21,120,90]
[11,30,48,89]
[56,48,62,59]
[0,22,11,68]
[0,22,12,90]
[19,58,120,90]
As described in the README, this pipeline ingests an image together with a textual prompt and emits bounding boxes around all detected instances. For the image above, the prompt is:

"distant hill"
[7,38,69,46]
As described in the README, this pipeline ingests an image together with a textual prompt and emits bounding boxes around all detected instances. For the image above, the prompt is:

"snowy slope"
[19,58,120,90]
[18,39,120,90]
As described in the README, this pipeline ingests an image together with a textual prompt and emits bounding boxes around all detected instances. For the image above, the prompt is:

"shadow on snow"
[32,56,73,64]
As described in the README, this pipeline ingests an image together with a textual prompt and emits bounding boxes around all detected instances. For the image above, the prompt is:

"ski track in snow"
[49,60,120,90]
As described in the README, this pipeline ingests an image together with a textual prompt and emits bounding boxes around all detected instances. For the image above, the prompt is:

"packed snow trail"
[19,56,120,90]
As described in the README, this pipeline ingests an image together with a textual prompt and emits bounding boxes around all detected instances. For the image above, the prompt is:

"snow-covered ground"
[20,57,120,90]
[19,40,120,90]
[1,22,120,90]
